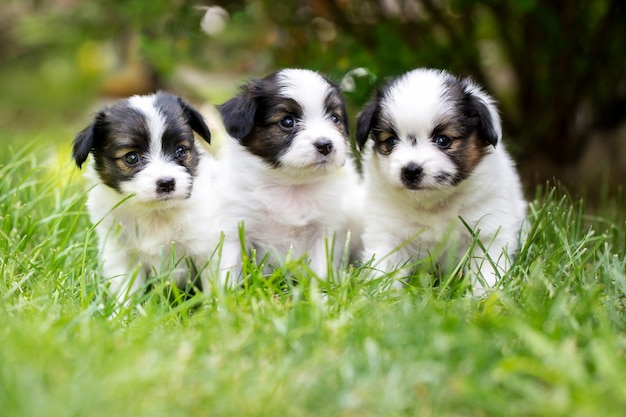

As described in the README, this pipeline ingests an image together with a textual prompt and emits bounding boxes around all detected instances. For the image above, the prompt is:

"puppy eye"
[330,114,342,125]
[175,145,187,160]
[124,152,140,166]
[384,137,399,151]
[280,116,296,130]
[434,135,452,149]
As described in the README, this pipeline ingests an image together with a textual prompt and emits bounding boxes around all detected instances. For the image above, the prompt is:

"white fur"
[211,144,362,285]
[278,69,335,118]
[128,95,167,156]
[383,70,454,137]
[82,95,217,303]
[212,70,363,285]
[86,154,217,300]
[275,70,349,173]
[360,69,526,293]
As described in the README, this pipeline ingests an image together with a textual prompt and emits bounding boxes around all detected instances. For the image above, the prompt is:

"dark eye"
[330,114,341,125]
[434,135,452,149]
[383,137,399,152]
[380,136,400,154]
[175,145,187,160]
[124,152,140,166]
[280,116,296,129]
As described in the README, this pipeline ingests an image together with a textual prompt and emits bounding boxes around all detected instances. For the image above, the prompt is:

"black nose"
[156,177,176,193]
[401,163,423,189]
[315,139,334,156]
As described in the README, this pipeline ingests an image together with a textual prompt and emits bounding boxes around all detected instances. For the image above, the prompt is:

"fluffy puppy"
[73,91,215,302]
[213,68,362,285]
[356,68,526,293]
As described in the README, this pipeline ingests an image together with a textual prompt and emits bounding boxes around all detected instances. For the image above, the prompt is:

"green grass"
[1,136,625,417]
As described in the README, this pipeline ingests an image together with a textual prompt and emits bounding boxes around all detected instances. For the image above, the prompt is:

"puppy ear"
[217,83,258,141]
[178,98,211,144]
[355,95,379,150]
[464,82,502,147]
[72,110,106,169]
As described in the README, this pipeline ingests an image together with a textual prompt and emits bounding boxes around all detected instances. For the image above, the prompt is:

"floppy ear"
[72,110,106,169]
[217,83,258,141]
[463,81,502,147]
[355,96,379,150]
[178,97,211,144]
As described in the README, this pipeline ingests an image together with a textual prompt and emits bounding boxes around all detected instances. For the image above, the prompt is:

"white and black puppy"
[356,68,526,293]
[213,68,362,285]
[73,91,215,303]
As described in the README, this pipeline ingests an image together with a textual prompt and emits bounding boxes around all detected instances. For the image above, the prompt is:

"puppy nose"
[401,163,423,185]
[314,139,334,156]
[156,177,176,193]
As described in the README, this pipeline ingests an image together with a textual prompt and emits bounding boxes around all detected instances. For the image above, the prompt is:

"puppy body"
[214,69,362,285]
[357,69,526,292]
[73,92,215,301]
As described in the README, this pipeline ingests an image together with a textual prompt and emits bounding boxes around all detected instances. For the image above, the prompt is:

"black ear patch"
[461,82,500,147]
[178,97,211,144]
[355,93,381,150]
[72,110,107,169]
[217,81,260,141]
[472,97,499,147]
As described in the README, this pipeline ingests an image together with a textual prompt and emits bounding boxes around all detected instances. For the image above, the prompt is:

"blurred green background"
[1,0,625,196]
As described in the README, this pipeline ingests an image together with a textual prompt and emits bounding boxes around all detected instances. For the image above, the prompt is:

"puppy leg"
[363,244,412,289]
[106,266,146,304]
[307,235,335,280]
[468,239,511,295]
[99,245,147,308]
[214,238,244,289]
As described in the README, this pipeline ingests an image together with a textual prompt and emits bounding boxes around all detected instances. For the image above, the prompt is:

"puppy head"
[72,91,211,202]
[356,68,501,191]
[218,69,349,174]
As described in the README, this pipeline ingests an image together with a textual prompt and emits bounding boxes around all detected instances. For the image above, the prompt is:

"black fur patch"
[218,70,349,168]
[444,75,499,147]
[355,70,499,184]
[355,90,383,150]
[72,92,211,193]
[154,92,211,144]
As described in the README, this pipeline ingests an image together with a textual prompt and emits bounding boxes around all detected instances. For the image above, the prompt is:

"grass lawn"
[1,130,625,417]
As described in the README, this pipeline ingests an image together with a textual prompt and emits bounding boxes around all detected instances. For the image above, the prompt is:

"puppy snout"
[314,139,334,156]
[156,177,176,193]
[401,163,423,189]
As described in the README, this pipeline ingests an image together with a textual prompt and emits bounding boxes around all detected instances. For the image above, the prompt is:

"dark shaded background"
[1,0,625,197]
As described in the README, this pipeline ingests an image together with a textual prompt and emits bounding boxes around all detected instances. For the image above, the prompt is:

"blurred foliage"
[1,0,625,189]
[215,0,626,167]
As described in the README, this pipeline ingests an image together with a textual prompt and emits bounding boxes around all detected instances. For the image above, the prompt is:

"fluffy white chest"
[91,201,185,263]
[86,169,216,270]
[260,183,322,225]
[120,211,189,256]
[237,182,338,256]
[214,144,359,263]
[367,196,466,251]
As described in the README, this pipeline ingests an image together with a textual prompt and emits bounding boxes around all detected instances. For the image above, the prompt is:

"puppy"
[356,68,526,293]
[73,91,215,303]
[213,68,362,285]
